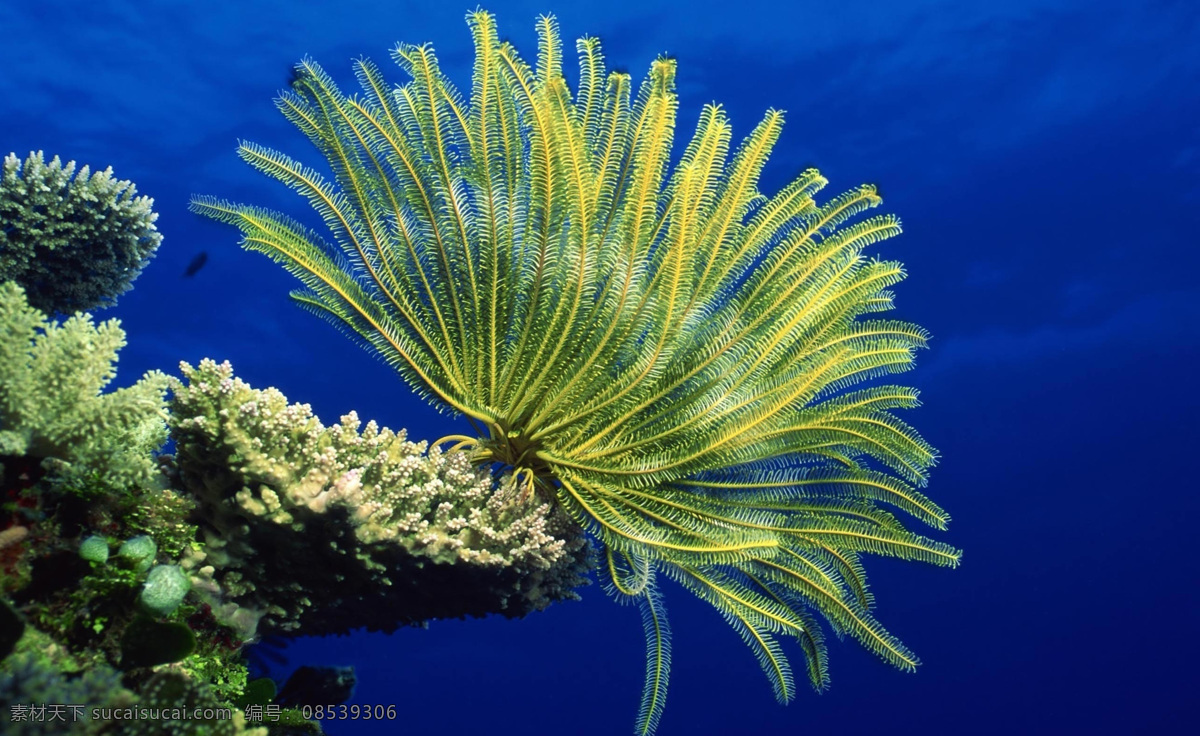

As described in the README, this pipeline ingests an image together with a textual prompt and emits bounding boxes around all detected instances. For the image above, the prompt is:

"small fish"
[183,251,208,277]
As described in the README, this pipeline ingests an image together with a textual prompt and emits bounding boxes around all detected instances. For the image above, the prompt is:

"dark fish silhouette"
[183,251,208,277]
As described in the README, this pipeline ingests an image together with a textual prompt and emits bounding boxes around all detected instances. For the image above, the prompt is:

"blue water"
[3,0,1197,733]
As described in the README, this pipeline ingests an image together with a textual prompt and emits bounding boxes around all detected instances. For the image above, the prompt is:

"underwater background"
[2,0,1197,733]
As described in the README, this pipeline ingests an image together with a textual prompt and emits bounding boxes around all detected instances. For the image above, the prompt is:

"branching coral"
[0,284,277,734]
[0,152,161,315]
[0,281,169,499]
[170,358,591,638]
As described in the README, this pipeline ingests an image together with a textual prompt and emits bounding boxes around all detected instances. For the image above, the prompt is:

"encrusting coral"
[170,358,590,638]
[0,152,161,315]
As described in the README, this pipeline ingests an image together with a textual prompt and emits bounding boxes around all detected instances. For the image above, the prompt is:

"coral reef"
[0,285,262,732]
[0,152,161,315]
[170,358,591,638]
[0,260,588,733]
[0,629,267,735]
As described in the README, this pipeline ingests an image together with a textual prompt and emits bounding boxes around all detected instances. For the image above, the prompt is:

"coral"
[0,281,269,732]
[0,151,161,314]
[0,630,268,736]
[0,281,170,500]
[0,138,589,731]
[0,654,267,736]
[170,358,590,638]
[177,627,250,704]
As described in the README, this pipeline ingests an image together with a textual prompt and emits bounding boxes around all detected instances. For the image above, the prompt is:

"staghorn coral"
[0,281,169,500]
[0,151,161,315]
[170,358,590,639]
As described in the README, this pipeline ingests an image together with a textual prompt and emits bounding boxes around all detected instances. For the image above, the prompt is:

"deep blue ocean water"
[3,0,1198,733]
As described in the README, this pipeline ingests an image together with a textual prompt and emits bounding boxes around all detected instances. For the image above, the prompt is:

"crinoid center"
[477,425,558,496]
[488,428,543,469]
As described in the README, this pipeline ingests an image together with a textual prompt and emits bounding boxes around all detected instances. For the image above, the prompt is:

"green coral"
[27,555,139,668]
[0,151,161,314]
[0,177,587,730]
[0,176,327,732]
[0,281,169,498]
[0,628,135,735]
[0,282,265,730]
[170,358,590,637]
